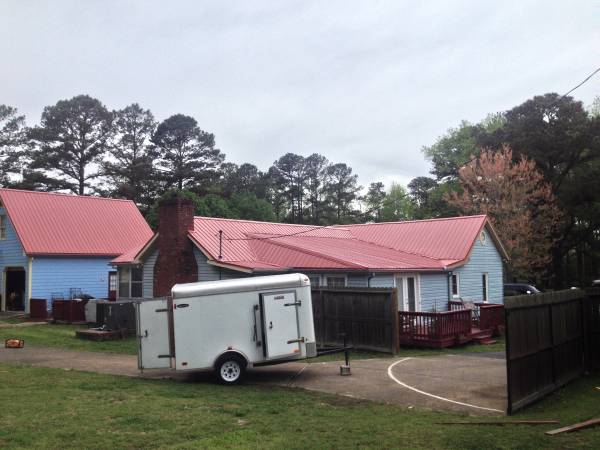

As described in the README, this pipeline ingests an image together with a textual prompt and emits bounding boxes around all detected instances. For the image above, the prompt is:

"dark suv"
[504,283,541,297]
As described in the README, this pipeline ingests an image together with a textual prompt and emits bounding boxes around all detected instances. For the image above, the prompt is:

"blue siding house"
[0,189,153,313]
[114,197,508,312]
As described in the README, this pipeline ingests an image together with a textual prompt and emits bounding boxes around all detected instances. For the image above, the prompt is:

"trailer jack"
[316,333,352,376]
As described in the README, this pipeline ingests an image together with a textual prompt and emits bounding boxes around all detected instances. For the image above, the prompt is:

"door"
[108,271,117,301]
[260,291,301,358]
[5,268,26,311]
[136,299,172,370]
[395,274,420,312]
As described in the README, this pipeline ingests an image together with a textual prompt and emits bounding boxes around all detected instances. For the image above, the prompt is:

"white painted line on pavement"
[387,358,504,413]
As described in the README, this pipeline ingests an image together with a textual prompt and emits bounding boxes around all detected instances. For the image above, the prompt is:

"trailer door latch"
[287,337,305,344]
[284,301,301,307]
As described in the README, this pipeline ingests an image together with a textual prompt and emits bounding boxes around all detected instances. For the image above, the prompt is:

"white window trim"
[0,215,6,240]
[451,273,460,297]
[395,273,421,312]
[324,274,347,288]
[482,272,489,303]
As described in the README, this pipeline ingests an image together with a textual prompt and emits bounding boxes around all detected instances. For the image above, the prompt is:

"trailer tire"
[215,354,246,385]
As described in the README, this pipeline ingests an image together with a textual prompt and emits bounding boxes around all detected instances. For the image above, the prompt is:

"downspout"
[446,270,452,307]
[27,256,33,314]
[367,273,375,287]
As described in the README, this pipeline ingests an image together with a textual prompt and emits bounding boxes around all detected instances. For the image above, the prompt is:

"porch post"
[26,257,33,314]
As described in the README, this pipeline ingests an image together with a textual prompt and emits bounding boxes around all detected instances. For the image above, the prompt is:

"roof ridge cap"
[193,216,352,230]
[341,215,487,227]
[251,236,365,269]
[350,235,443,263]
[0,188,136,204]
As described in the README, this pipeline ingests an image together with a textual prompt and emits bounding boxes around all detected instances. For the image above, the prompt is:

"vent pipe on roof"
[218,230,223,260]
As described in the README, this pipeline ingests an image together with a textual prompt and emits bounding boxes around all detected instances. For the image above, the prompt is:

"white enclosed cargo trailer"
[136,273,317,383]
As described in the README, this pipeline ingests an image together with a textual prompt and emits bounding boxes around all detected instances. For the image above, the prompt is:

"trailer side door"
[260,291,301,358]
[136,299,172,370]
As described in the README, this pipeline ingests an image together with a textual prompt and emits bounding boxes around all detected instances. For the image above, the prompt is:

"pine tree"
[29,95,113,194]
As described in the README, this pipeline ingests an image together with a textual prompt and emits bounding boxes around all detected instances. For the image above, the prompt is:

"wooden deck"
[398,302,504,348]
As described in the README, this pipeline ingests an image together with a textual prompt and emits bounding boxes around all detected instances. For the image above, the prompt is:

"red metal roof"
[0,189,153,256]
[343,215,490,264]
[186,215,494,272]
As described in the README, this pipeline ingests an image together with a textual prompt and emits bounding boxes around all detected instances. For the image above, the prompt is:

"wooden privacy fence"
[505,289,590,414]
[586,288,600,371]
[311,287,398,353]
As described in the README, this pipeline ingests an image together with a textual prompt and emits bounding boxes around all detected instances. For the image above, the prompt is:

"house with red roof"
[0,189,153,312]
[113,196,508,312]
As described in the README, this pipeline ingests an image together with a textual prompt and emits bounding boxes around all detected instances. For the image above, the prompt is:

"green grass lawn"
[0,324,138,354]
[0,322,505,362]
[0,363,599,449]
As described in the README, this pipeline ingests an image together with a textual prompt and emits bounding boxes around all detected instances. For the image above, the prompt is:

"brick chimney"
[154,196,198,297]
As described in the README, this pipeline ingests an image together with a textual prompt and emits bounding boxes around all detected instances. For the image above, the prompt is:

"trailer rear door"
[261,291,301,358]
[136,299,172,370]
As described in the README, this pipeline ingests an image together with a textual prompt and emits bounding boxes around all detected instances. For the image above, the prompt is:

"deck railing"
[398,309,472,348]
[399,301,505,348]
[478,303,504,332]
[449,300,504,332]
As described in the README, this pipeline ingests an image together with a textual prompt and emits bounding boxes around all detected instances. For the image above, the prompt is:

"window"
[308,276,321,288]
[131,267,143,298]
[451,274,460,297]
[406,276,416,311]
[118,267,144,298]
[482,273,489,302]
[119,267,130,298]
[396,274,420,311]
[109,272,118,292]
[326,276,346,288]
[0,215,6,240]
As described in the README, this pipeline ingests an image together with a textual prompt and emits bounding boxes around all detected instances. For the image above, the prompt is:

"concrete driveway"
[0,346,506,415]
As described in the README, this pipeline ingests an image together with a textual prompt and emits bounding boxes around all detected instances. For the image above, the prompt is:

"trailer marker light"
[293,348,300,353]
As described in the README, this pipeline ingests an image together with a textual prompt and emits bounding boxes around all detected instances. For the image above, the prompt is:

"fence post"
[320,289,326,348]
[582,293,590,372]
[549,302,556,386]
[505,304,513,415]
[391,288,399,353]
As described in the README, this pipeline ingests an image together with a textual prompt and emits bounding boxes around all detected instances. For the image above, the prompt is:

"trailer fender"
[213,349,250,369]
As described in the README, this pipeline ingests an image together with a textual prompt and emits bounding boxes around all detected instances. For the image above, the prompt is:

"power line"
[548,66,600,108]
[220,67,600,246]
[561,66,600,98]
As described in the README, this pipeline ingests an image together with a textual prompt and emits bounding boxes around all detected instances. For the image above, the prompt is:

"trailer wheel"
[215,354,246,384]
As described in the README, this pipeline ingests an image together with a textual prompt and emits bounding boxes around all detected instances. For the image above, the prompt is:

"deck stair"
[470,328,497,345]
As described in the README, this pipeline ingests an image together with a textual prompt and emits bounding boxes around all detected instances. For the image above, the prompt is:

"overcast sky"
[1,1,599,188]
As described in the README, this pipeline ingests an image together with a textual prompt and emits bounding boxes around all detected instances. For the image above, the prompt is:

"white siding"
[142,249,158,298]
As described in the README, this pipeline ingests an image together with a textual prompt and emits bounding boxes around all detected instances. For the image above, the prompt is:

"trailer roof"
[172,273,310,299]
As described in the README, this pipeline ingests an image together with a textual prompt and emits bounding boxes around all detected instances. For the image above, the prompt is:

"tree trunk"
[79,165,85,195]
